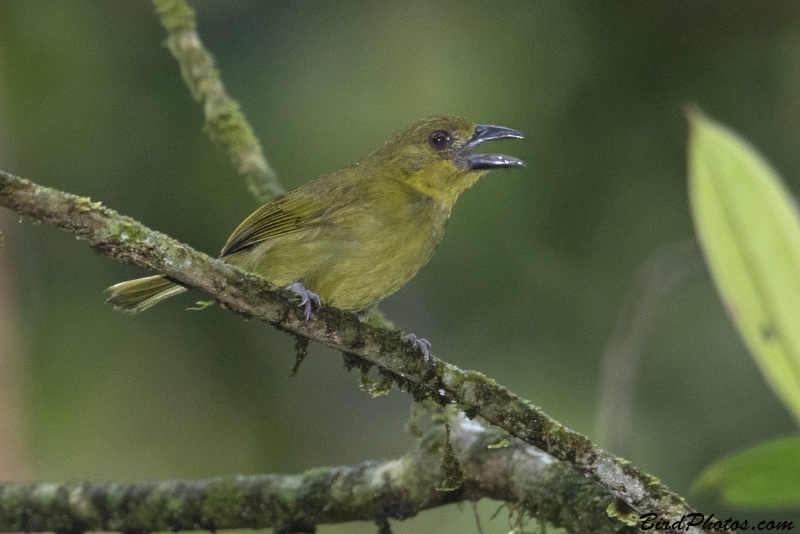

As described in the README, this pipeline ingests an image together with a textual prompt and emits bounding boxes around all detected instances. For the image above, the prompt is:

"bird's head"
[368,116,525,208]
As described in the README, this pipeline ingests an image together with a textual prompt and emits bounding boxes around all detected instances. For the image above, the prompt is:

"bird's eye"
[428,130,451,150]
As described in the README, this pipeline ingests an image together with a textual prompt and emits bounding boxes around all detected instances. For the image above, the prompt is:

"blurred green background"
[0,1,798,532]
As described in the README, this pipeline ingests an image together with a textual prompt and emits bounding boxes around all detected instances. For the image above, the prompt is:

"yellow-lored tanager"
[106,116,524,355]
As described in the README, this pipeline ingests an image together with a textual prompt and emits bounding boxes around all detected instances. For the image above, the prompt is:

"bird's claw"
[288,282,321,321]
[405,333,432,361]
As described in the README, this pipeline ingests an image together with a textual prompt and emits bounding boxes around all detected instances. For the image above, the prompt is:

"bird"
[106,116,524,358]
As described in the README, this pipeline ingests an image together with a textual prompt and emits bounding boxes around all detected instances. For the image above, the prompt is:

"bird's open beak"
[458,124,526,170]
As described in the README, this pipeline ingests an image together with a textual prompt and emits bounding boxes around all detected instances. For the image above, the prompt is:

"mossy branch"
[152,0,283,203]
[0,169,709,533]
[0,411,637,534]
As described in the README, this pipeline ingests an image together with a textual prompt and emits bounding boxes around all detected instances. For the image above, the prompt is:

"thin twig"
[596,239,703,454]
[472,500,485,534]
[152,0,283,203]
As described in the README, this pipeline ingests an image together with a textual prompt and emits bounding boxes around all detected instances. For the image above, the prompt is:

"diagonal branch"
[0,170,706,533]
[0,412,637,534]
[152,0,283,203]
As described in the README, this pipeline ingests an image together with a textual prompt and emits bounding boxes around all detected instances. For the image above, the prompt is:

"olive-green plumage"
[106,116,524,314]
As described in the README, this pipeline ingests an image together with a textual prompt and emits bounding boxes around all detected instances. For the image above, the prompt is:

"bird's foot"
[405,333,432,361]
[288,282,322,321]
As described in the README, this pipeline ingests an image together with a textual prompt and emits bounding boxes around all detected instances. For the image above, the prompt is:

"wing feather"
[220,181,362,258]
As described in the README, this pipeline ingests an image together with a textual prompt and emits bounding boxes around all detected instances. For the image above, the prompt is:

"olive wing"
[220,187,360,258]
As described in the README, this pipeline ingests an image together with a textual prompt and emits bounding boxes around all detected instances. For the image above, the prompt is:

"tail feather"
[105,275,187,314]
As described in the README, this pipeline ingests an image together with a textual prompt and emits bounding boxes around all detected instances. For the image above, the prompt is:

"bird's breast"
[303,189,448,311]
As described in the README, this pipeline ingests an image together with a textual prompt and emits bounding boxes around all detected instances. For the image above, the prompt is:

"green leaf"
[692,436,800,507]
[687,108,800,424]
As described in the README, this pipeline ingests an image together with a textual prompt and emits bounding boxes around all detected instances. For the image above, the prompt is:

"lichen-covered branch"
[152,0,283,203]
[0,170,707,533]
[0,411,635,534]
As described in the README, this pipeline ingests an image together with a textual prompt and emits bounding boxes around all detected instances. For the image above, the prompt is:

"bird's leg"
[288,282,322,321]
[405,333,432,361]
